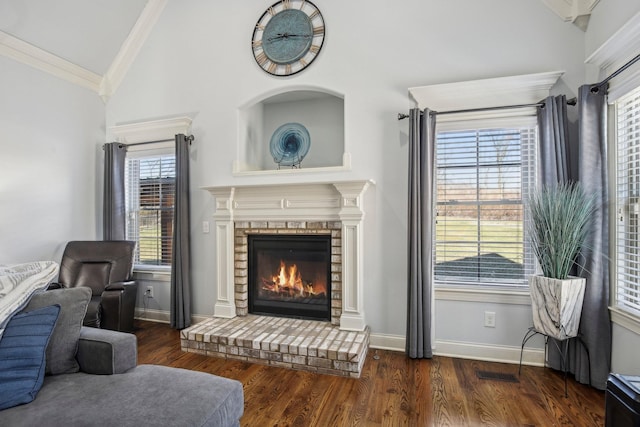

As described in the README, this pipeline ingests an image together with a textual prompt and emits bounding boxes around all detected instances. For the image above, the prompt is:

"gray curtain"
[537,90,611,390]
[574,84,611,390]
[170,134,192,329]
[537,95,577,377]
[406,108,436,358]
[103,142,127,240]
[537,95,572,183]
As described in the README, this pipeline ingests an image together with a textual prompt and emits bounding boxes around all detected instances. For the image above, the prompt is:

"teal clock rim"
[251,0,325,77]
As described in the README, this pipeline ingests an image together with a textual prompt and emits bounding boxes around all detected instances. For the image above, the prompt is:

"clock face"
[252,0,325,76]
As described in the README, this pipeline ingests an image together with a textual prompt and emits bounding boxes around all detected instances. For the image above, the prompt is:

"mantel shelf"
[232,164,351,177]
[202,179,375,196]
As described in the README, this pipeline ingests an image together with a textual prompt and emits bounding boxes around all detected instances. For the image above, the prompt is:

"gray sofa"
[1,308,244,426]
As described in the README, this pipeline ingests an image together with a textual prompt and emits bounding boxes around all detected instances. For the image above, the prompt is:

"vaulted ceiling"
[0,0,147,74]
[0,0,165,100]
[0,0,599,101]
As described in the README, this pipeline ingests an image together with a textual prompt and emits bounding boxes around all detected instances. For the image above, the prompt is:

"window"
[125,151,175,269]
[434,125,537,286]
[615,85,640,316]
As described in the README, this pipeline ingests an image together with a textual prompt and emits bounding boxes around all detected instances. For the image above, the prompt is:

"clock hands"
[266,32,312,42]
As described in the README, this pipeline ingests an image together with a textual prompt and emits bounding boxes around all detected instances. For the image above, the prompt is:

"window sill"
[132,267,171,282]
[610,306,640,336]
[434,285,531,305]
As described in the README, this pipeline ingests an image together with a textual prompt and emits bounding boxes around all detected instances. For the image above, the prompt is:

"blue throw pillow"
[0,304,60,410]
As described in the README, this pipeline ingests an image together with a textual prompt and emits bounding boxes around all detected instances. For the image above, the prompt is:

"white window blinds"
[616,85,640,315]
[434,127,536,286]
[125,153,176,268]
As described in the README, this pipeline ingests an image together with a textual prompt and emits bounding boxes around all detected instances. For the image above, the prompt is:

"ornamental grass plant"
[527,182,597,280]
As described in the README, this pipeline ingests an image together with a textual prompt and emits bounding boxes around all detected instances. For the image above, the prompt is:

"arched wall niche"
[235,86,348,175]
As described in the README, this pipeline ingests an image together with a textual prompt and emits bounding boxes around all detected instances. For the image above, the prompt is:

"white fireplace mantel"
[203,180,374,331]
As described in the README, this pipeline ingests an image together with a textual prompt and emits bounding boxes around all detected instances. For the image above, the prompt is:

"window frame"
[124,142,176,273]
[613,85,640,321]
[408,72,562,301]
[109,116,191,279]
[433,114,538,290]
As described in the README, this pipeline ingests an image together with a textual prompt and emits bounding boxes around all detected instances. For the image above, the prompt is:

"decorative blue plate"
[269,123,310,167]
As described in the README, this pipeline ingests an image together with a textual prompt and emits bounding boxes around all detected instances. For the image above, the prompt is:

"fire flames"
[261,260,326,298]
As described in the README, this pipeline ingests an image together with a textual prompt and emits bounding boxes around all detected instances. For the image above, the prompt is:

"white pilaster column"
[209,187,236,318]
[333,181,372,331]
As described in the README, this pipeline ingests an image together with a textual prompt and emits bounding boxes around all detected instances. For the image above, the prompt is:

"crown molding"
[585,11,640,73]
[542,0,600,30]
[100,0,168,102]
[585,11,640,102]
[409,71,564,112]
[0,30,102,92]
[110,116,192,143]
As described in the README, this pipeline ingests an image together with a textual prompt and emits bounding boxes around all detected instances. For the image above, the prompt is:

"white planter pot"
[528,275,586,340]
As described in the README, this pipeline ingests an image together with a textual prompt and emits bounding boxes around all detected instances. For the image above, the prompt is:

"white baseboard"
[135,308,169,323]
[134,308,209,326]
[369,333,406,351]
[369,333,545,366]
[434,339,545,366]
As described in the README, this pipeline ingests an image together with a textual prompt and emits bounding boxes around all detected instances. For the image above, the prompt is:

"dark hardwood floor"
[134,320,605,426]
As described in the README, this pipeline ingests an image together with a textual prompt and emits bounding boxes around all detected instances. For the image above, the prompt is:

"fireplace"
[207,180,372,331]
[248,234,331,321]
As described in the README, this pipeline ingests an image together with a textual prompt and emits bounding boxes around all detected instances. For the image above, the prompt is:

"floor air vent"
[476,370,519,383]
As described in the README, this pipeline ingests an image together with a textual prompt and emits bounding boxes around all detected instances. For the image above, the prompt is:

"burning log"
[259,260,327,300]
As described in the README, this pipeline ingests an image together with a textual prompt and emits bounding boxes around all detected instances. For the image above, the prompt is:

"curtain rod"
[591,51,640,93]
[102,135,194,149]
[122,138,174,147]
[397,97,576,120]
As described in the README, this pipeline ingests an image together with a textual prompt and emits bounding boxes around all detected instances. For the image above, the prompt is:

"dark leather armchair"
[52,240,138,332]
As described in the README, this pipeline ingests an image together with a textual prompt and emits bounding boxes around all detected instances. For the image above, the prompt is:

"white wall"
[586,2,640,375]
[0,56,104,264]
[611,322,640,374]
[105,0,587,358]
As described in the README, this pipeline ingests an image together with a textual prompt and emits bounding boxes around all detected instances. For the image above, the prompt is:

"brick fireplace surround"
[234,220,341,323]
[181,180,373,377]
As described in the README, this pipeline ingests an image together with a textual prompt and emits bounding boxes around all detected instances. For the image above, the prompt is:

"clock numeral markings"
[267,62,277,74]
[255,52,268,66]
[282,0,291,9]
[268,6,276,16]
[309,45,320,54]
[300,0,307,10]
[252,39,263,48]
[313,26,325,36]
[255,24,265,31]
[299,58,308,67]
[285,64,292,74]
[309,10,320,20]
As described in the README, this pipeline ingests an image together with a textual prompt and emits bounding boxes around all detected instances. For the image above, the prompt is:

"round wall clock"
[251,0,325,76]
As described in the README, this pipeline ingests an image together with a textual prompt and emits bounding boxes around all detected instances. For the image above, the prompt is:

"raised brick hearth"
[181,315,369,377]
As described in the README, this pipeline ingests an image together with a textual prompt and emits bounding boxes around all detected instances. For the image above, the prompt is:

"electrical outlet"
[145,286,154,298]
[484,311,496,328]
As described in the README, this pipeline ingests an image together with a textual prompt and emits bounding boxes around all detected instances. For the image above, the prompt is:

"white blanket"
[0,261,59,339]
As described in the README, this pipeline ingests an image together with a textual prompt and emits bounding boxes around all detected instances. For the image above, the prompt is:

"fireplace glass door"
[248,234,331,321]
